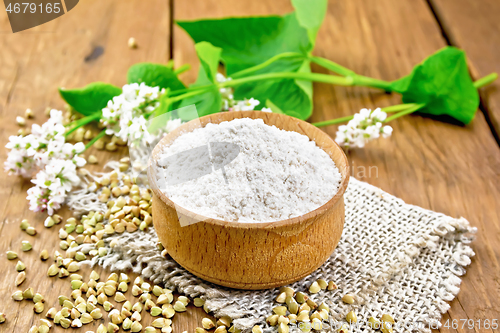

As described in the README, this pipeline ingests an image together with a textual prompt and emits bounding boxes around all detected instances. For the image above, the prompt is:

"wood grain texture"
[174,0,500,332]
[0,0,498,332]
[0,1,209,332]
[312,2,500,332]
[428,0,500,139]
[149,111,349,289]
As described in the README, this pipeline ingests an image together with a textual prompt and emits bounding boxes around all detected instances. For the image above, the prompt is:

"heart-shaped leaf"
[391,47,479,124]
[127,63,186,90]
[177,14,310,74]
[177,1,327,120]
[59,82,122,116]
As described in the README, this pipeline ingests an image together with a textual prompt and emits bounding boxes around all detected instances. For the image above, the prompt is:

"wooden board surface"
[428,0,500,140]
[173,0,500,333]
[309,3,500,331]
[0,0,499,332]
[0,1,208,332]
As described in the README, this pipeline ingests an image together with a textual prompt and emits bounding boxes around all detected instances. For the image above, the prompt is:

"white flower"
[48,109,64,124]
[216,73,228,83]
[4,135,35,177]
[34,138,86,167]
[371,108,387,121]
[217,74,259,112]
[5,135,28,151]
[125,115,150,142]
[101,76,264,146]
[31,109,66,146]
[27,186,51,215]
[216,73,268,113]
[27,158,80,215]
[232,98,260,111]
[382,125,393,138]
[217,73,234,106]
[335,108,393,148]
[101,83,163,144]
[101,83,186,147]
[216,74,236,111]
[5,109,86,214]
[27,185,66,216]
[71,152,87,168]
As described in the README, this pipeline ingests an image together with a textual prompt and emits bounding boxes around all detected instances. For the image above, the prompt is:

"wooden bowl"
[147,111,350,290]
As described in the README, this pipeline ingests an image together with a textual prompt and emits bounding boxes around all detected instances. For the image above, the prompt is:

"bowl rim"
[147,111,350,229]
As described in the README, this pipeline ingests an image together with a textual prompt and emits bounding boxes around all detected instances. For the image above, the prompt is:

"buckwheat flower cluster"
[101,83,164,145]
[4,135,36,177]
[335,108,393,148]
[4,109,86,214]
[232,98,261,111]
[217,73,234,111]
[27,159,81,215]
[216,73,265,112]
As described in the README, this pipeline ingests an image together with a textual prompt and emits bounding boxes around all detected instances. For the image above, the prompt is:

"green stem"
[309,56,355,77]
[384,103,425,123]
[310,56,392,90]
[230,52,303,79]
[166,59,175,69]
[221,72,354,87]
[169,88,210,103]
[312,103,420,128]
[222,71,395,91]
[381,103,420,113]
[167,84,214,97]
[351,75,392,91]
[85,129,107,150]
[174,64,191,75]
[313,115,354,127]
[65,112,100,127]
[473,73,498,89]
[312,72,496,129]
[65,112,101,136]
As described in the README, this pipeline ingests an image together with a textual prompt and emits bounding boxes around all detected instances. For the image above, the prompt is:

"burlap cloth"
[70,167,475,333]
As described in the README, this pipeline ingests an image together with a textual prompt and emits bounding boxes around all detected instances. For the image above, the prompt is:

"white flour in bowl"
[155,118,341,222]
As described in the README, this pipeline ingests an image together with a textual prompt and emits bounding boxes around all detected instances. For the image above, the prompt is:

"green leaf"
[179,71,221,121]
[265,99,284,114]
[195,42,222,83]
[291,0,327,48]
[178,42,222,120]
[177,13,310,74]
[234,56,313,119]
[59,82,122,116]
[177,0,327,72]
[176,2,328,120]
[127,63,186,90]
[391,47,479,124]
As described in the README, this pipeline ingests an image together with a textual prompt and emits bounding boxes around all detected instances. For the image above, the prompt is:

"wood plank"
[173,0,500,332]
[0,1,208,332]
[311,3,500,330]
[428,0,500,139]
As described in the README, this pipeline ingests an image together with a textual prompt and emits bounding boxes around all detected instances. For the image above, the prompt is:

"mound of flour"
[155,118,341,222]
